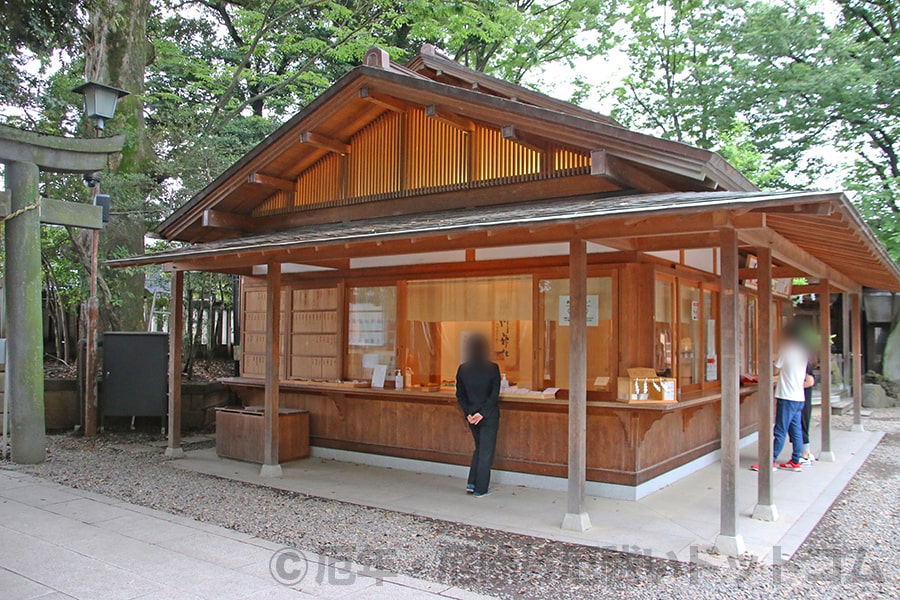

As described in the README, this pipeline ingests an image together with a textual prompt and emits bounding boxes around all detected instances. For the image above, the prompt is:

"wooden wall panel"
[228,383,760,486]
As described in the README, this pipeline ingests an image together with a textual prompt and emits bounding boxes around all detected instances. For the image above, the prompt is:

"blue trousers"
[773,398,804,464]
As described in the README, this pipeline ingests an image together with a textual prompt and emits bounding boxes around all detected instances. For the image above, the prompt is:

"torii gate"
[0,124,124,464]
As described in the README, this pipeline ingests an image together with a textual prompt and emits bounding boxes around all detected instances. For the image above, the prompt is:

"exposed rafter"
[425,104,474,133]
[202,209,253,232]
[737,227,859,292]
[359,87,409,112]
[300,131,350,155]
[501,125,550,153]
[590,149,677,193]
[247,172,295,191]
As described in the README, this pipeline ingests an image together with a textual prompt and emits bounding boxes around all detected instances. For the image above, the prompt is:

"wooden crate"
[215,407,310,463]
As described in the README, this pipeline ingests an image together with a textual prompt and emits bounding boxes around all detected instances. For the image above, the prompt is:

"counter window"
[539,276,614,392]
[654,278,675,377]
[346,286,397,380]
[406,276,533,387]
[679,284,703,386]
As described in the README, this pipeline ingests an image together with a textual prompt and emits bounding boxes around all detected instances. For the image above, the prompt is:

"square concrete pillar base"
[561,512,592,532]
[850,423,865,432]
[751,504,779,522]
[714,533,745,557]
[164,447,185,459]
[818,451,836,462]
[260,463,283,478]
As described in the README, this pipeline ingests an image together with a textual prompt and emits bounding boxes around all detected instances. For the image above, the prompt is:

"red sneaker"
[779,461,803,471]
[750,463,778,472]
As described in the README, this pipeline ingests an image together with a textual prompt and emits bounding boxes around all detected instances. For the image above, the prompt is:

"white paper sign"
[559,295,599,327]
[371,365,388,389]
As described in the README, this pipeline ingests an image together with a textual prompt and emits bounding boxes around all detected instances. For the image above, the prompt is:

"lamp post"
[72,81,129,437]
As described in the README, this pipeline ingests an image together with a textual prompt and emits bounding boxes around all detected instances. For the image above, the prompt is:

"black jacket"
[455,360,501,420]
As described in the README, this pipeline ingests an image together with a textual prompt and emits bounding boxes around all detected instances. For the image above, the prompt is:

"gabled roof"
[406,44,620,126]
[157,46,757,243]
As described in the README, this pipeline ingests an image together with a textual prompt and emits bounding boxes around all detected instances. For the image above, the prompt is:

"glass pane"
[704,290,719,382]
[678,284,702,386]
[406,275,533,386]
[654,279,674,377]
[748,297,758,375]
[346,286,397,380]
[539,277,614,391]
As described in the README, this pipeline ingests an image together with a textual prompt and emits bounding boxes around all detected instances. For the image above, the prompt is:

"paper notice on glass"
[371,365,388,389]
[362,353,380,369]
[559,295,599,326]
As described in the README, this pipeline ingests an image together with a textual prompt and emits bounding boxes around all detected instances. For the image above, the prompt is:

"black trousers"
[801,394,813,445]
[467,417,499,494]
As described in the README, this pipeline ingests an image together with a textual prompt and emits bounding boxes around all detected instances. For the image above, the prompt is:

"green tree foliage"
[613,0,900,258]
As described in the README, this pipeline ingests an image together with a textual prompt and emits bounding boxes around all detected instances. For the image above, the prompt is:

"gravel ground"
[4,408,898,599]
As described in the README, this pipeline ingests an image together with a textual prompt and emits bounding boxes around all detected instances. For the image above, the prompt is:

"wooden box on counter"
[617,368,677,404]
[215,406,310,463]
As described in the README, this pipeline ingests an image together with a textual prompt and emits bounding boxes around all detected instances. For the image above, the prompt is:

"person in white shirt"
[752,321,814,472]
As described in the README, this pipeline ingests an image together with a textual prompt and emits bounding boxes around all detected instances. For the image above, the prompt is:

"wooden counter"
[215,406,310,464]
[221,377,759,486]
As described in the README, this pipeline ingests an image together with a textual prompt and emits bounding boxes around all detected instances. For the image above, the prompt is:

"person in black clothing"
[800,360,816,464]
[456,333,501,497]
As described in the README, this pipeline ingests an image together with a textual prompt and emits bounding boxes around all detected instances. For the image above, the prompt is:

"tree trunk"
[83,0,154,331]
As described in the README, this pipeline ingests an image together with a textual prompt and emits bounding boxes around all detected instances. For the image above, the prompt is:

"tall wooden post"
[562,239,591,532]
[819,283,835,462]
[4,161,45,464]
[261,262,282,477]
[752,247,777,521]
[165,269,185,458]
[850,293,864,432]
[715,226,744,556]
[842,294,851,397]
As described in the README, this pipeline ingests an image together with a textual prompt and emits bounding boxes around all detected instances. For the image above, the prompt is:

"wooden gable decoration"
[251,107,591,218]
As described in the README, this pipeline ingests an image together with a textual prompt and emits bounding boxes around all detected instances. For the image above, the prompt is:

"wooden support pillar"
[260,262,282,477]
[4,161,45,464]
[819,283,835,462]
[562,239,591,532]
[715,227,745,556]
[165,270,185,458]
[851,293,865,432]
[752,247,777,521]
[842,294,851,397]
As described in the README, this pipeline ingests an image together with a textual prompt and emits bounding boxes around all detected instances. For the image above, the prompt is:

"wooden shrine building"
[112,46,900,555]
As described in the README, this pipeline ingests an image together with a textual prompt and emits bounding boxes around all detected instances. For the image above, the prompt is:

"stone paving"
[0,470,493,600]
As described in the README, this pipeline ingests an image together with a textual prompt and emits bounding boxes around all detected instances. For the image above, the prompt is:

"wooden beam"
[359,87,408,112]
[791,283,831,296]
[590,149,678,193]
[165,270,184,458]
[739,266,805,280]
[562,238,591,532]
[715,226,745,554]
[737,228,859,292]
[0,190,8,215]
[425,104,474,133]
[752,246,776,521]
[248,172,295,191]
[202,209,253,232]
[501,125,549,153]
[851,293,864,430]
[820,282,834,461]
[261,262,282,476]
[300,131,350,155]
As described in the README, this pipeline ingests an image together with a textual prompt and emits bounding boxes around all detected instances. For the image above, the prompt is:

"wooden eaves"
[112,191,900,293]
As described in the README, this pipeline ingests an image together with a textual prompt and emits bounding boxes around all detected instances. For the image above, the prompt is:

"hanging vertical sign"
[559,295,600,326]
